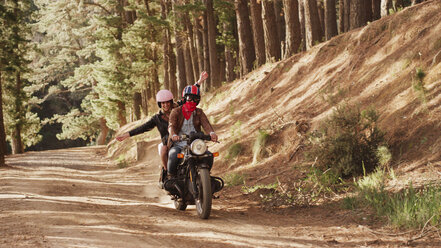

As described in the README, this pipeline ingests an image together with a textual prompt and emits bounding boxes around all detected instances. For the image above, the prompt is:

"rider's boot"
[158,167,167,189]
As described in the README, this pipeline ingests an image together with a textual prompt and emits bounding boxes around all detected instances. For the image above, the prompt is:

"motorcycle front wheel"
[195,168,212,219]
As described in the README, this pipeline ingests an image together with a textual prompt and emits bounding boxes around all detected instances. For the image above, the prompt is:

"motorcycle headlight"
[191,139,207,155]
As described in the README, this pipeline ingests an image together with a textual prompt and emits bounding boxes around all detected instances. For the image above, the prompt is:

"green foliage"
[320,86,347,106]
[376,145,392,167]
[305,104,385,177]
[225,143,242,161]
[224,172,246,187]
[413,67,428,105]
[347,170,441,229]
[230,120,242,141]
[116,154,128,168]
[242,181,278,194]
[252,129,270,164]
[1,0,42,150]
[214,0,237,49]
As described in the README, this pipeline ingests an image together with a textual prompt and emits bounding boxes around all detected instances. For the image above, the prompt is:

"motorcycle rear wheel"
[195,168,212,219]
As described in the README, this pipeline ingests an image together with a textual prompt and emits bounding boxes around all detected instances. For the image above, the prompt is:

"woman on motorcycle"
[167,82,218,179]
[115,89,175,171]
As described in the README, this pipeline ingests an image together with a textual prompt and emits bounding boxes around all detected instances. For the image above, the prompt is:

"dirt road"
[0,143,438,248]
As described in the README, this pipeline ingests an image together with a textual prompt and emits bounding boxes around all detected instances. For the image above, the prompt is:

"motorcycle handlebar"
[180,132,211,142]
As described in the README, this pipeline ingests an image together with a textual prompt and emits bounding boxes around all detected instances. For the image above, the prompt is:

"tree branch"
[83,1,112,15]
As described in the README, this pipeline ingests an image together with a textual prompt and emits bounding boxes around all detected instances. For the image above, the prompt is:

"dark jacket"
[129,111,169,145]
[168,106,214,147]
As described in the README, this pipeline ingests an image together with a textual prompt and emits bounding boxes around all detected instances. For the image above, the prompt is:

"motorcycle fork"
[189,163,199,199]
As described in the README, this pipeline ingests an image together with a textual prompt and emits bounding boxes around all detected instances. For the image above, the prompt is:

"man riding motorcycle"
[167,84,218,180]
[115,71,209,173]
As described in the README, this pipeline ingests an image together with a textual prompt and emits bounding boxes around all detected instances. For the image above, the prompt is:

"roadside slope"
[200,0,441,186]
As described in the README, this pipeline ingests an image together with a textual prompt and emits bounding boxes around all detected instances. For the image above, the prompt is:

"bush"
[305,103,385,177]
[252,129,270,164]
[224,173,246,187]
[226,143,243,160]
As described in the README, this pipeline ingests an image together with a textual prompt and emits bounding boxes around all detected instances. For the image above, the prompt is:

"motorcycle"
[161,132,224,219]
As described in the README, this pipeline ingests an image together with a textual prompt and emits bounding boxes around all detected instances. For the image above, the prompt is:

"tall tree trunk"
[235,0,255,76]
[381,0,391,17]
[273,0,285,50]
[250,0,266,66]
[11,128,23,154]
[168,40,178,98]
[262,0,281,61]
[349,0,365,30]
[317,1,325,38]
[365,0,373,22]
[117,100,127,127]
[225,45,236,82]
[283,0,301,57]
[194,14,204,79]
[205,0,220,88]
[173,0,186,93]
[0,71,6,165]
[152,47,160,95]
[161,0,170,91]
[96,117,109,145]
[324,0,338,40]
[202,9,210,92]
[184,41,195,85]
[372,0,381,20]
[339,0,345,33]
[298,0,307,51]
[344,0,350,32]
[175,31,186,93]
[304,0,323,50]
[184,12,198,83]
[141,88,149,116]
[12,72,23,154]
[133,92,142,120]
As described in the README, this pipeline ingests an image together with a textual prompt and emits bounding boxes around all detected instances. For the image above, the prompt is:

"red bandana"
[182,102,197,120]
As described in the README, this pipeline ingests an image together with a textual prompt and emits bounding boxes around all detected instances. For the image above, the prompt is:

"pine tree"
[304,0,323,50]
[262,0,281,61]
[2,0,41,154]
[214,0,237,82]
[283,0,301,57]
[234,0,255,76]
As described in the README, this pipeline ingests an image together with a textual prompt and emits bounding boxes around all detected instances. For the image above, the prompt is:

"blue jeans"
[167,146,213,175]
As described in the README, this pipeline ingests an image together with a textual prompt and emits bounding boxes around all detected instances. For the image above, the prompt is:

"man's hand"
[115,132,130,142]
[171,134,180,142]
[210,132,218,143]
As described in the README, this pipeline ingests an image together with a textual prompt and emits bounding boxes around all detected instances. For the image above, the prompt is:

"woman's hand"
[115,132,130,142]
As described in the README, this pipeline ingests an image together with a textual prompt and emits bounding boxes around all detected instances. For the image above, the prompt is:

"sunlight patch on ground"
[364,35,402,67]
[0,192,145,206]
[1,176,147,186]
[358,60,406,99]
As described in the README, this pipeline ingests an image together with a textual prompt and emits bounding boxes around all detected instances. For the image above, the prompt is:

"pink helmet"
[156,90,174,108]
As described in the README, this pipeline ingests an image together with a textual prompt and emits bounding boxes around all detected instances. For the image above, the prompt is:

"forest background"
[0,0,426,165]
